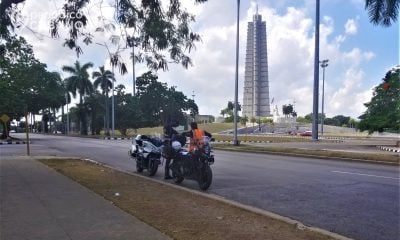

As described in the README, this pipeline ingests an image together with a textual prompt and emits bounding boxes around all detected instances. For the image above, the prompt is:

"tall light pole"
[312,0,320,141]
[233,0,240,146]
[66,93,69,134]
[132,45,136,96]
[96,42,116,138]
[320,59,328,137]
[111,64,115,138]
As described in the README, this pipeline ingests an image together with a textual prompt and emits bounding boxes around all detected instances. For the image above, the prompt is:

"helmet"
[171,141,182,151]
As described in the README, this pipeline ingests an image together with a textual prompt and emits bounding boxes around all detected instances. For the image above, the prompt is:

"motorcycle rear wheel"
[198,164,212,190]
[148,158,159,176]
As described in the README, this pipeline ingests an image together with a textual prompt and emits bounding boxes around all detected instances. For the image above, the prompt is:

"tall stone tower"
[242,11,271,118]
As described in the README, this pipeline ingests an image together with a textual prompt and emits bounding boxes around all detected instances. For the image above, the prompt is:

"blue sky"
[17,0,399,119]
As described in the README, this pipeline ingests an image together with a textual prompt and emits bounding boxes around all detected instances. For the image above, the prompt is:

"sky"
[15,0,399,119]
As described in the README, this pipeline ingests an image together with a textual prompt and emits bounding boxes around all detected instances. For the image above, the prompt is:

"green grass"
[120,123,237,137]
[214,144,399,165]
[213,134,315,143]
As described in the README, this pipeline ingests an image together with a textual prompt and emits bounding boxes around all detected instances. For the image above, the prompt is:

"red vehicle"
[299,131,312,136]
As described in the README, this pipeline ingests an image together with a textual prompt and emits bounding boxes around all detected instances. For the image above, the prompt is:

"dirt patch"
[40,158,340,240]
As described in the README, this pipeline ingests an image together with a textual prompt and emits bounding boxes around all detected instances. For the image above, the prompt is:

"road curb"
[71,157,353,240]
[377,146,400,153]
[104,137,133,140]
[215,139,344,144]
[0,141,31,145]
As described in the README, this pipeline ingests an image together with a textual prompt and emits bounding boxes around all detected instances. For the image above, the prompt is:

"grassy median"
[213,144,399,165]
[40,158,342,240]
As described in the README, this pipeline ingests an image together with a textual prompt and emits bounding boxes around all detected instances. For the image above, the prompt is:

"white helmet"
[171,141,182,151]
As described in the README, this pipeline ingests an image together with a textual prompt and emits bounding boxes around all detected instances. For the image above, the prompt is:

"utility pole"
[312,0,320,141]
[111,64,115,138]
[320,59,329,137]
[233,0,240,146]
[66,94,69,134]
[132,45,136,96]
[96,42,116,138]
[25,113,30,156]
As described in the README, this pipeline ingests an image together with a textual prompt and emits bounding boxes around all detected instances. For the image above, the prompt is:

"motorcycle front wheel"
[136,161,144,173]
[171,169,184,183]
[198,164,212,190]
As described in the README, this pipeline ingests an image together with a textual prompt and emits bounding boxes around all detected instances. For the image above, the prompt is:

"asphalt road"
[2,134,399,240]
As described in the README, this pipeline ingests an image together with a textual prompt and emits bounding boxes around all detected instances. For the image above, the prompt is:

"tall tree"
[136,71,196,127]
[332,115,350,127]
[220,101,241,122]
[1,0,209,71]
[0,36,65,138]
[114,84,143,135]
[282,104,294,118]
[358,66,400,133]
[85,91,104,135]
[92,66,114,135]
[62,61,94,135]
[365,0,399,27]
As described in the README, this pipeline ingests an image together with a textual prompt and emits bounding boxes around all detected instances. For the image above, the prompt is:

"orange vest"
[189,129,205,152]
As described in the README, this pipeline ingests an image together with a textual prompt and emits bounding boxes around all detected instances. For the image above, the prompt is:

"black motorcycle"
[129,135,163,176]
[169,136,215,190]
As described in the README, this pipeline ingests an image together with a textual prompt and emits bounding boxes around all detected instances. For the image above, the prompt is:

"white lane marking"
[331,171,400,180]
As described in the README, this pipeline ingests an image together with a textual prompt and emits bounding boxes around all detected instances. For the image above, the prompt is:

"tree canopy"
[358,66,400,133]
[1,0,208,72]
[220,101,241,122]
[136,71,197,127]
[365,0,399,27]
[0,36,65,138]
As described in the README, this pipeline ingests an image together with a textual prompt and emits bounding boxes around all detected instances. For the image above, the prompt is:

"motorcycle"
[169,136,215,190]
[129,135,163,176]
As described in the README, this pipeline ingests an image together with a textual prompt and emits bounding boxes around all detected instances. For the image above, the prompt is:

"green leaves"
[135,71,197,127]
[365,0,399,27]
[62,60,94,135]
[0,36,64,120]
[359,66,400,133]
[50,0,206,71]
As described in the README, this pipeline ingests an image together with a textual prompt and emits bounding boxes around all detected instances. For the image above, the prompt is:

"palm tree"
[92,66,114,136]
[365,0,399,27]
[62,61,94,135]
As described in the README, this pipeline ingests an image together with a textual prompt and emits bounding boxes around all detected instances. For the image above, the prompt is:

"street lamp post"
[312,0,320,141]
[111,64,115,138]
[233,0,240,146]
[320,59,328,137]
[132,45,136,96]
[96,42,116,138]
[66,93,69,135]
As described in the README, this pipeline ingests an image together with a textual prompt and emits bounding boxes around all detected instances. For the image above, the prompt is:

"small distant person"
[184,122,212,152]
[163,123,178,179]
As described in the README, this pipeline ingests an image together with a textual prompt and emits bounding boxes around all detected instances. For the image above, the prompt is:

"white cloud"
[345,18,358,35]
[328,68,372,117]
[15,0,383,120]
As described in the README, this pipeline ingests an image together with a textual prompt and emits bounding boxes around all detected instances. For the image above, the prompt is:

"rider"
[163,122,178,179]
[184,122,212,152]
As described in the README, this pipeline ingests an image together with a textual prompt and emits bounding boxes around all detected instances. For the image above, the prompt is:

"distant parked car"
[9,130,16,133]
[299,131,312,136]
[287,130,297,135]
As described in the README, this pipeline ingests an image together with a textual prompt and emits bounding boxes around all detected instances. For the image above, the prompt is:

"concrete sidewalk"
[0,156,171,240]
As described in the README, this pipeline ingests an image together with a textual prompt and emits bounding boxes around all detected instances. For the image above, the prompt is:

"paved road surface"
[2,134,399,240]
